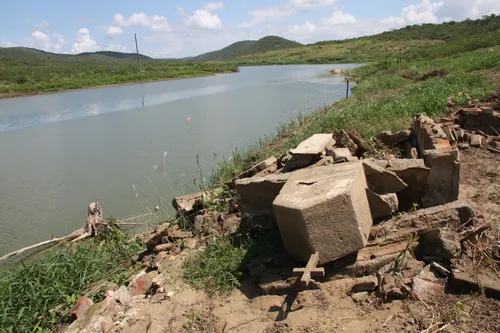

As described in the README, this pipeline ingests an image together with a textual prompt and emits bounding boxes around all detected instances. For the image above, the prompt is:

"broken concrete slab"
[273,162,373,264]
[375,159,430,211]
[232,156,278,182]
[417,228,461,262]
[285,134,335,170]
[366,189,398,219]
[423,149,460,208]
[236,173,290,230]
[172,192,203,215]
[363,159,407,194]
[470,134,483,147]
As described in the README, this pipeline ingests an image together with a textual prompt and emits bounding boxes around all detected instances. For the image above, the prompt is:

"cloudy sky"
[1,0,499,58]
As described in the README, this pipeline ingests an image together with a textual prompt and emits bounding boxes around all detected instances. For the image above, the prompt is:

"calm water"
[0,64,360,256]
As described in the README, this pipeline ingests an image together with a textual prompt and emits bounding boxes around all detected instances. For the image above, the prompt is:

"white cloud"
[438,0,500,20]
[246,0,337,25]
[186,9,223,29]
[0,39,17,47]
[112,12,170,32]
[382,0,443,26]
[105,25,124,39]
[322,11,357,25]
[71,28,102,53]
[53,33,64,45]
[203,2,225,11]
[291,21,316,34]
[36,20,52,32]
[30,30,65,52]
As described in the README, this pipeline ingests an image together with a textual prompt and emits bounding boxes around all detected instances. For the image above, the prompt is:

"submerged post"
[134,33,143,81]
[346,77,350,99]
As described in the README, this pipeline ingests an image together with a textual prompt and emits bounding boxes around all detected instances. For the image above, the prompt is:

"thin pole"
[134,33,143,81]
[346,78,350,99]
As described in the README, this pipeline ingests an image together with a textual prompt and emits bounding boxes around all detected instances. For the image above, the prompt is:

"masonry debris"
[60,95,500,332]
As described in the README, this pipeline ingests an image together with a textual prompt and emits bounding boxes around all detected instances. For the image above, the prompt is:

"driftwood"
[0,202,107,261]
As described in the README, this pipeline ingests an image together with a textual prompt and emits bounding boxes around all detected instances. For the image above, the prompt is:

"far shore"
[0,71,238,101]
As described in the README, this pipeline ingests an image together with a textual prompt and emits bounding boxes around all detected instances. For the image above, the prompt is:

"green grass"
[0,229,143,332]
[183,230,282,296]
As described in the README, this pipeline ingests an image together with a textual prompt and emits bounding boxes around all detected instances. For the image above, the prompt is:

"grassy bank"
[0,227,143,332]
[183,31,500,296]
[0,51,238,95]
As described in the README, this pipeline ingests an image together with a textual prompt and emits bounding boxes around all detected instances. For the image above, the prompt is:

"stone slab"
[273,162,373,264]
[423,149,460,208]
[366,189,398,219]
[363,159,407,194]
[286,134,335,170]
[231,156,278,182]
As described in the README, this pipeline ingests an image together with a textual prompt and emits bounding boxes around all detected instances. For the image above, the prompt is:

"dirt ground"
[67,147,500,333]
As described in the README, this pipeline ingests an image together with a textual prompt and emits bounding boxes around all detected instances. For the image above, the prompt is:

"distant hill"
[0,47,151,62]
[190,36,302,61]
[76,51,151,61]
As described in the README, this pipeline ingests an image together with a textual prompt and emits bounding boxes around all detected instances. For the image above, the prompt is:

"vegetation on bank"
[0,227,143,332]
[184,28,500,296]
[0,49,238,95]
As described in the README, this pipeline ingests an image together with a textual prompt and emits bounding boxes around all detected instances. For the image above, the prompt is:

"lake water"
[0,64,360,256]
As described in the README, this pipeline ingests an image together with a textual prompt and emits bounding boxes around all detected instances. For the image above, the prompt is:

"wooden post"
[346,78,350,99]
[293,252,325,286]
[134,33,143,81]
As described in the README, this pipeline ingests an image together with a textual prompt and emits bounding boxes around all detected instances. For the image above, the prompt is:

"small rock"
[128,272,153,296]
[183,238,198,249]
[417,228,461,262]
[418,265,441,282]
[157,258,177,274]
[431,262,451,277]
[363,159,407,194]
[154,243,173,253]
[470,134,483,147]
[351,292,370,303]
[69,296,94,320]
[97,316,114,333]
[148,270,159,279]
[151,251,168,268]
[333,130,359,156]
[169,230,194,239]
[112,285,132,305]
[411,277,444,299]
[351,276,378,293]
[492,243,500,260]
[458,143,470,150]
[166,290,176,298]
[152,274,165,288]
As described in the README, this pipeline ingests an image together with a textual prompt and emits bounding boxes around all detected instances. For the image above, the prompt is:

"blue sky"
[1,0,499,58]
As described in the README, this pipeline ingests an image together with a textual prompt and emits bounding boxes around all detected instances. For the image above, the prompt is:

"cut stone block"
[469,134,483,147]
[366,189,398,219]
[236,173,290,230]
[328,147,357,163]
[413,114,452,156]
[273,162,373,264]
[285,134,335,170]
[232,156,278,182]
[423,149,460,208]
[375,159,430,211]
[172,192,203,215]
[363,159,407,194]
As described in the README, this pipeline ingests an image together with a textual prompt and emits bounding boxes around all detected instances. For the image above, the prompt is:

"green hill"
[76,51,151,61]
[190,36,302,61]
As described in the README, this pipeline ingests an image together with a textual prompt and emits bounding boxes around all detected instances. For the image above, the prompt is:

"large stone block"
[423,149,460,208]
[273,162,373,264]
[231,156,278,183]
[236,173,290,230]
[285,134,335,170]
[363,159,407,194]
[413,114,452,156]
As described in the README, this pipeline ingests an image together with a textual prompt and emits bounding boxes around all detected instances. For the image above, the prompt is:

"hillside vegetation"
[0,47,238,95]
[189,36,302,62]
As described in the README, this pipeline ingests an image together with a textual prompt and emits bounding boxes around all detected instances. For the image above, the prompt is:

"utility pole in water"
[134,33,143,81]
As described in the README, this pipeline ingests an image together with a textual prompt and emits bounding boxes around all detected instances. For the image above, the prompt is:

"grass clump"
[0,229,143,332]
[183,230,282,296]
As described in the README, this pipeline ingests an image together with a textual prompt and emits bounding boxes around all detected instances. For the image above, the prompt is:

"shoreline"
[0,71,237,101]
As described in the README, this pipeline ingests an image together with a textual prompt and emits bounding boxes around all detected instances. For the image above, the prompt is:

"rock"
[470,134,483,147]
[183,238,197,249]
[172,192,203,215]
[351,276,378,293]
[127,272,153,296]
[363,159,407,194]
[411,277,444,299]
[152,274,165,288]
[378,275,411,299]
[285,134,335,170]
[97,317,114,333]
[112,285,132,305]
[151,251,168,268]
[169,230,193,239]
[231,156,278,182]
[154,243,173,253]
[492,243,500,260]
[351,292,370,303]
[423,149,460,208]
[331,68,344,74]
[450,270,500,300]
[328,147,357,163]
[376,159,430,211]
[69,296,94,321]
[456,107,500,136]
[458,142,470,150]
[366,189,398,218]
[157,258,177,274]
[431,262,451,277]
[403,141,418,159]
[333,130,359,156]
[347,131,370,154]
[456,129,465,141]
[489,140,500,149]
[377,130,411,146]
[417,265,442,282]
[235,173,290,230]
[417,228,461,262]
[273,162,373,264]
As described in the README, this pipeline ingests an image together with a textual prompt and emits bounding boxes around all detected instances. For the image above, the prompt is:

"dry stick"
[0,236,67,261]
